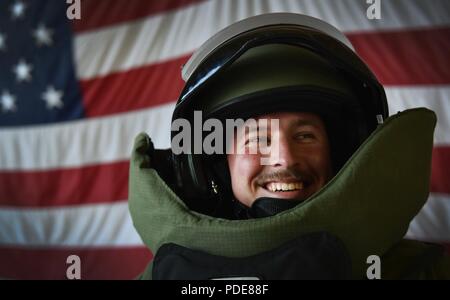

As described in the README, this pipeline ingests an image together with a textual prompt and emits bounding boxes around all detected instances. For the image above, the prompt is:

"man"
[227,111,333,210]
[128,13,449,279]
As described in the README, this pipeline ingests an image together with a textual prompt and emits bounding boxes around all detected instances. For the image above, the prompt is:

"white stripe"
[0,102,175,170]
[406,193,450,243]
[0,86,448,171]
[0,201,144,247]
[74,0,450,80]
[0,194,447,247]
[387,86,450,146]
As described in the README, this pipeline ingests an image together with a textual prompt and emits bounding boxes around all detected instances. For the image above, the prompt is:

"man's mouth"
[264,181,304,192]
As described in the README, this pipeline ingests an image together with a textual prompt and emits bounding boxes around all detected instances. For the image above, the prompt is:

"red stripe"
[0,246,152,280]
[80,55,188,117]
[348,27,450,85]
[71,0,204,33]
[0,161,129,207]
[80,28,449,118]
[0,244,446,280]
[1,145,448,208]
[431,146,450,195]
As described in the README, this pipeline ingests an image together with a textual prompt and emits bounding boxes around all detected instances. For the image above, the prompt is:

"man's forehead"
[237,111,324,130]
[255,111,322,122]
[230,112,324,139]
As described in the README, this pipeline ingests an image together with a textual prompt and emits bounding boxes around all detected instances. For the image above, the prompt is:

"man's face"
[227,112,333,207]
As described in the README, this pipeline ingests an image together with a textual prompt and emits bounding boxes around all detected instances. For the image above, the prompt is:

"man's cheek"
[238,154,262,173]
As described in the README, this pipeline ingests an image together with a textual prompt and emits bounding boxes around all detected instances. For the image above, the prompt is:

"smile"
[265,181,304,192]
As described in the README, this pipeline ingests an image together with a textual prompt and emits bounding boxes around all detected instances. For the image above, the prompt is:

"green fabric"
[129,108,445,279]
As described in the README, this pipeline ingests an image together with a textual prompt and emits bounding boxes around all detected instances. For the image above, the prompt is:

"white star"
[42,86,64,109]
[1,90,17,113]
[0,33,6,51]
[10,1,26,19]
[13,59,33,82]
[33,24,53,47]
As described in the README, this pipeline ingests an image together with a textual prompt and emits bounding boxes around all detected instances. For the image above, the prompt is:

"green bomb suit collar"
[129,108,449,279]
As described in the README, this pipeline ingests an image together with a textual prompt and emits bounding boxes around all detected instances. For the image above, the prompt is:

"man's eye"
[295,132,315,141]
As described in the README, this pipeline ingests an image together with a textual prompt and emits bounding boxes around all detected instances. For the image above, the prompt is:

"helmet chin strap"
[233,197,303,219]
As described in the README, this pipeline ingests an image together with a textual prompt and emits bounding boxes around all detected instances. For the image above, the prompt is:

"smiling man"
[129,13,449,280]
[228,112,333,213]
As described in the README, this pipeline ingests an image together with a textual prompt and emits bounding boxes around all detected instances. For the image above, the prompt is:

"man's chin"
[256,189,310,202]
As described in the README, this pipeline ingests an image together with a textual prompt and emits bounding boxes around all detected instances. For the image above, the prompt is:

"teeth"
[266,182,304,192]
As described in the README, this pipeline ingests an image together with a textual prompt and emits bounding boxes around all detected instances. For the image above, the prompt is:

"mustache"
[255,168,309,185]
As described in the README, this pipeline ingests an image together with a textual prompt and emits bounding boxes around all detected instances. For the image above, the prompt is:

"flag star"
[1,90,17,113]
[0,33,6,51]
[13,59,33,82]
[10,1,26,19]
[33,24,53,47]
[42,86,64,109]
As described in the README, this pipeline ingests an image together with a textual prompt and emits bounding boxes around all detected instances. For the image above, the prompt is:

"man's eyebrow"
[295,119,319,127]
[239,119,319,134]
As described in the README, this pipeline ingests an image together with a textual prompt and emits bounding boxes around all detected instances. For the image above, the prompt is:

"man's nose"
[267,136,297,167]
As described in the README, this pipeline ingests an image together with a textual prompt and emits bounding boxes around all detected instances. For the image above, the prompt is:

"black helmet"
[169,13,388,217]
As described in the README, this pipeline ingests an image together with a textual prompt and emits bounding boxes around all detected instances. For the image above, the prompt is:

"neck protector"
[129,108,436,278]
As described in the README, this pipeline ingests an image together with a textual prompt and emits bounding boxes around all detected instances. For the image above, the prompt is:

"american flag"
[0,0,448,279]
